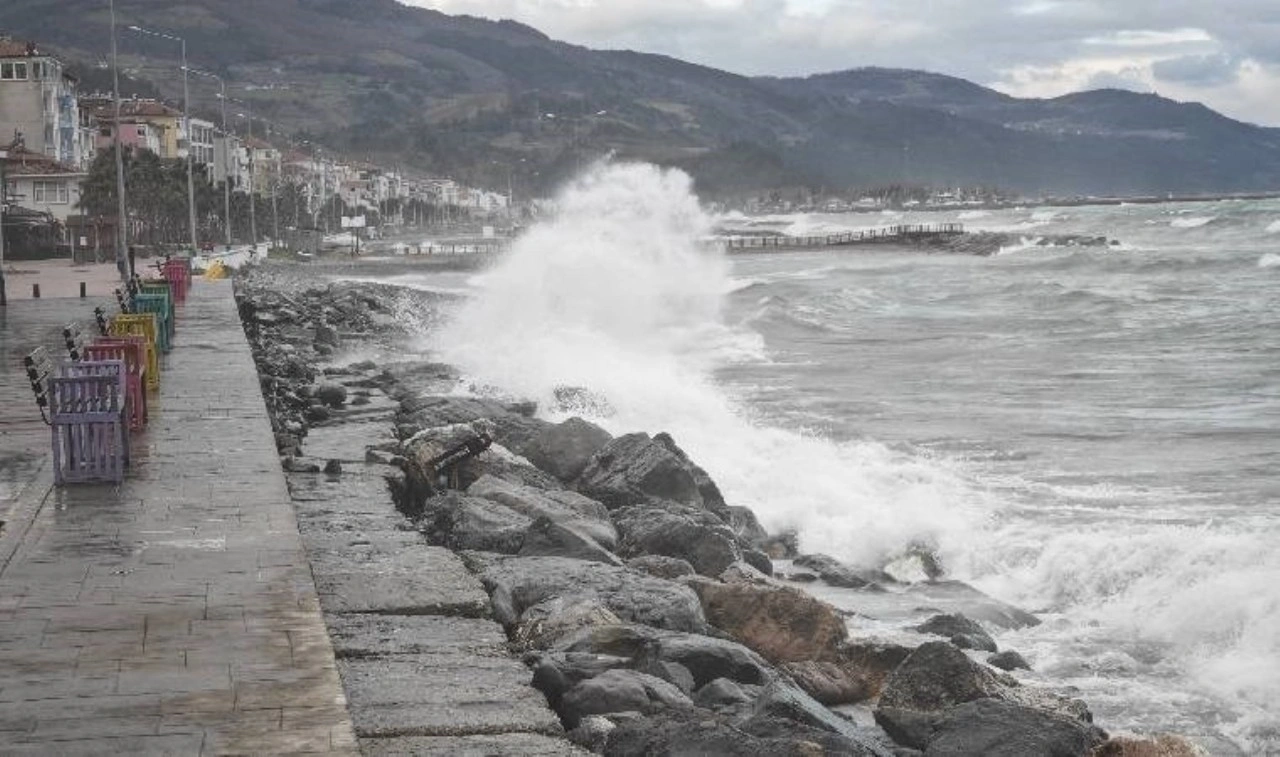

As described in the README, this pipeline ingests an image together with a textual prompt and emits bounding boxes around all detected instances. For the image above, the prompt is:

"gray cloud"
[1153,53,1243,86]
[401,0,1280,124]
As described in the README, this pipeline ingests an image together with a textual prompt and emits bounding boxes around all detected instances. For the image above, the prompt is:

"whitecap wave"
[1265,220,1280,234]
[1171,216,1216,229]
[1258,253,1280,269]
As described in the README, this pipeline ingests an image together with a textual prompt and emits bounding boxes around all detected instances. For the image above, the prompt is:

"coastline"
[232,261,1203,756]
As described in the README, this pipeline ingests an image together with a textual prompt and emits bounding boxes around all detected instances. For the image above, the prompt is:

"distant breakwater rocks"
[722,228,1119,256]
[233,266,1198,757]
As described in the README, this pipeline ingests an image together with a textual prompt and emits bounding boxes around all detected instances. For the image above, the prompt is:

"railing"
[721,223,964,251]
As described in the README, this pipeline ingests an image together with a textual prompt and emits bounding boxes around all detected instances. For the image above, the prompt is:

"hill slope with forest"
[3,0,1278,198]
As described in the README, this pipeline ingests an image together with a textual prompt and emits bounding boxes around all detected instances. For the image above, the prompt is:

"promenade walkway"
[0,281,357,754]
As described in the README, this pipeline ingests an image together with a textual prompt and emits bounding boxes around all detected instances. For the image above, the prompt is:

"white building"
[0,39,91,169]
[182,117,216,170]
[2,146,86,225]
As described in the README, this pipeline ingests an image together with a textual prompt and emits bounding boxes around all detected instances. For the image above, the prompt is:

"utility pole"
[180,38,196,254]
[218,80,230,247]
[243,108,257,247]
[109,0,129,281]
[1,148,8,306]
[270,158,279,249]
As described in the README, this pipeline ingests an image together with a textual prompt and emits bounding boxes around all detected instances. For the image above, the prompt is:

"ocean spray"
[434,161,992,569]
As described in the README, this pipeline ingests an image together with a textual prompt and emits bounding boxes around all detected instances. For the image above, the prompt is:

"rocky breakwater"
[235,266,1199,757]
[919,232,1119,256]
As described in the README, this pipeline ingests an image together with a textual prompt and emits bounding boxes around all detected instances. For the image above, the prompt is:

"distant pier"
[721,223,965,252]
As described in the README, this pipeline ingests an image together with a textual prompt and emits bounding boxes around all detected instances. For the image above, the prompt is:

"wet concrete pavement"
[0,282,358,754]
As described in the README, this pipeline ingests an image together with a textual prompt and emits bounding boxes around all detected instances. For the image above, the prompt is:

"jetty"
[721,223,964,252]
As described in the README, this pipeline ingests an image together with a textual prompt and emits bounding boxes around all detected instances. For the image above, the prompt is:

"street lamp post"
[1,148,8,305]
[109,0,129,280]
[127,24,198,255]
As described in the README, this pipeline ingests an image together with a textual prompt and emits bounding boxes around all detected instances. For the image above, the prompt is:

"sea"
[356,163,1280,754]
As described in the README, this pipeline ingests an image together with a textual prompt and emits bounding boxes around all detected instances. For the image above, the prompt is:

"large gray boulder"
[574,433,708,510]
[520,516,623,566]
[686,574,848,664]
[904,580,1041,630]
[480,556,707,635]
[514,596,624,651]
[915,613,998,653]
[917,698,1106,756]
[558,669,692,727]
[613,503,741,577]
[877,641,1008,714]
[470,475,618,551]
[603,711,886,757]
[875,642,1095,751]
[751,679,896,756]
[314,381,349,408]
[555,623,775,692]
[794,553,889,590]
[521,416,613,482]
[419,493,531,554]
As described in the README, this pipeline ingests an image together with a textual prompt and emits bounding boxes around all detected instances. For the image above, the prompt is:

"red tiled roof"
[0,39,39,58]
[1,147,83,176]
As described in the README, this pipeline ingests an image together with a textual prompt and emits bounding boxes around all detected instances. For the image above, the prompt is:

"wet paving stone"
[0,281,357,753]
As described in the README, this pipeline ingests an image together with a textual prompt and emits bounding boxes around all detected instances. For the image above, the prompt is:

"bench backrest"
[109,313,157,340]
[51,360,126,417]
[133,294,168,321]
[82,341,142,375]
[23,347,54,423]
[63,322,87,361]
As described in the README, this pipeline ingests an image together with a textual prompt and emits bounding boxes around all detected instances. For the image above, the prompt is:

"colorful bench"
[108,313,161,391]
[65,322,149,431]
[140,279,177,336]
[133,293,173,352]
[25,347,130,485]
[162,258,191,301]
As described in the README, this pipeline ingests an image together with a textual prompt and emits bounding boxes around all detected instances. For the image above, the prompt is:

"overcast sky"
[403,0,1280,126]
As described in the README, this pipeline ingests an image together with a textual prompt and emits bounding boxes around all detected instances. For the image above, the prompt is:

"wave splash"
[433,161,990,568]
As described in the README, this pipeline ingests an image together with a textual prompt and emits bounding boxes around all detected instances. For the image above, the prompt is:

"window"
[32,180,69,204]
[1,62,29,80]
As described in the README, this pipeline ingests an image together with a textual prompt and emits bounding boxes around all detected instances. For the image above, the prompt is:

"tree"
[79,147,222,248]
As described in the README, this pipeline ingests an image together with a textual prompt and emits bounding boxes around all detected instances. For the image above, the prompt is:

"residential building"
[244,136,280,195]
[93,117,163,156]
[83,96,185,159]
[2,146,87,227]
[0,38,90,169]
[184,117,215,169]
[213,131,248,190]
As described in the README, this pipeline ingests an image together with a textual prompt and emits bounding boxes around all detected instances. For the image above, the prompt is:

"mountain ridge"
[2,0,1277,197]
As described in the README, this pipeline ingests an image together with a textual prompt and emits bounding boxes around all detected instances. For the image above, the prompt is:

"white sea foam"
[1258,253,1280,269]
[973,522,1280,752]
[1171,216,1216,229]
[996,237,1044,255]
[1265,220,1280,234]
[957,210,990,220]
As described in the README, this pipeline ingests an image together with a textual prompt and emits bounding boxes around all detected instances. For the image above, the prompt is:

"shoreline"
[233,262,1202,756]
